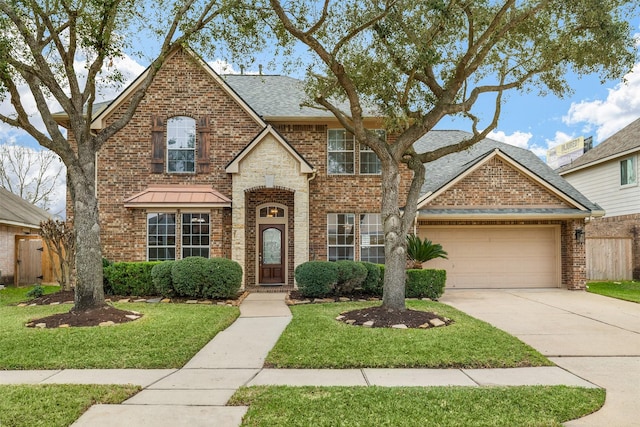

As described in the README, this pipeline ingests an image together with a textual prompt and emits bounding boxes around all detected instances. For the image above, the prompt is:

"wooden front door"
[259,224,285,284]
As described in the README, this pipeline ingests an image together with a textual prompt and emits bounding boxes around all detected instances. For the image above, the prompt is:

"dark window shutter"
[197,116,211,174]
[151,115,164,174]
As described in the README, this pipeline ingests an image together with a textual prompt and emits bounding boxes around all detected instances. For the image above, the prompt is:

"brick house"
[559,117,640,280]
[56,46,599,290]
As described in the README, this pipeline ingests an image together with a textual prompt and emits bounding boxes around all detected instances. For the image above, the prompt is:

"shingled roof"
[415,130,601,213]
[557,117,640,174]
[222,74,379,119]
[0,187,52,228]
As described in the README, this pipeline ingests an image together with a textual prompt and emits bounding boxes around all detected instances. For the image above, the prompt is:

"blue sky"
[1,15,640,215]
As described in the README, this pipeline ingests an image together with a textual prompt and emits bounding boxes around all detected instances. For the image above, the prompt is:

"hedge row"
[103,257,242,299]
[294,260,446,300]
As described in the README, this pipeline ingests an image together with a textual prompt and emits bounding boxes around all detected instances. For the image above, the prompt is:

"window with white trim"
[620,157,636,186]
[327,213,355,260]
[360,130,384,174]
[167,116,196,173]
[360,213,384,264]
[147,213,176,261]
[182,213,210,258]
[328,129,355,174]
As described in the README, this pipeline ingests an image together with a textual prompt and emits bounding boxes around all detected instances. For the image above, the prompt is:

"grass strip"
[0,384,139,427]
[230,385,605,427]
[587,281,640,303]
[267,301,550,368]
[0,287,239,369]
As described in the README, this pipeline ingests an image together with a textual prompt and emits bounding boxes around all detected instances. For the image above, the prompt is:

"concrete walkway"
[1,290,621,426]
[441,289,640,427]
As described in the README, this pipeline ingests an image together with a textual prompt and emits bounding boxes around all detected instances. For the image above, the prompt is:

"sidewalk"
[0,292,600,427]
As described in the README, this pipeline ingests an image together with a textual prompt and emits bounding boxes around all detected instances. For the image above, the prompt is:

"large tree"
[267,0,638,311]
[0,0,262,310]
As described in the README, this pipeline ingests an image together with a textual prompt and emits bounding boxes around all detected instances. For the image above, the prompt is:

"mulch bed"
[287,290,454,330]
[20,289,246,329]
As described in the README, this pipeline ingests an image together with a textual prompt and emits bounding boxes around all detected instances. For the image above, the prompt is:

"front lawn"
[230,385,605,427]
[266,301,550,368]
[0,286,239,369]
[587,281,640,303]
[0,384,139,427]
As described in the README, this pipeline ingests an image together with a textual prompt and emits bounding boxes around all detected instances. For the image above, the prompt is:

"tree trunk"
[69,164,105,311]
[381,162,407,312]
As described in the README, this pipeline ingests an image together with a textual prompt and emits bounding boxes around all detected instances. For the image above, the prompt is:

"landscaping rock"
[363,321,374,328]
[17,303,27,307]
[146,297,162,303]
[198,300,213,304]
[186,300,198,304]
[314,298,334,303]
[335,315,345,321]
[392,324,408,329]
[125,315,140,320]
[35,323,46,328]
[133,298,146,303]
[161,298,171,303]
[418,323,430,329]
[118,298,130,303]
[99,321,115,327]
[63,301,74,304]
[295,300,311,305]
[49,302,60,306]
[429,318,446,327]
[59,324,70,328]
[345,319,356,325]
[338,297,351,302]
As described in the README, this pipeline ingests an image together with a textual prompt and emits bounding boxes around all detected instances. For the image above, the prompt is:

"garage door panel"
[420,227,560,289]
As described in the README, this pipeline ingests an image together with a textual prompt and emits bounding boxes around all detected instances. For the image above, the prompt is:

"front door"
[259,224,285,284]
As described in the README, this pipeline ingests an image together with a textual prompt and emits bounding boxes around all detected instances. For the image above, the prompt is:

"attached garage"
[419,225,561,288]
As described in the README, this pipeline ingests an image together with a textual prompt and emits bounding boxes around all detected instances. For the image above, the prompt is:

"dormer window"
[167,116,196,173]
[620,157,636,186]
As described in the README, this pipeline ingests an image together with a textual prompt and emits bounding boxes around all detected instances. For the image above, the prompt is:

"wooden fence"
[14,235,58,285]
[586,237,633,281]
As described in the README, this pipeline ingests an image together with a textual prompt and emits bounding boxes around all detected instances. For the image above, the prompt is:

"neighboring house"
[558,117,640,280]
[0,187,54,285]
[55,46,599,290]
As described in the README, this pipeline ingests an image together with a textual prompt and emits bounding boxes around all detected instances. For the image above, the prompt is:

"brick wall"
[429,157,570,208]
[96,48,263,261]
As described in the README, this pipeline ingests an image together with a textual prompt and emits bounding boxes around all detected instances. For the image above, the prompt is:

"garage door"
[419,226,560,288]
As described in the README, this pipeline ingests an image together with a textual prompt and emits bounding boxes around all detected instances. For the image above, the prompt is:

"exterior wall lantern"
[574,228,585,243]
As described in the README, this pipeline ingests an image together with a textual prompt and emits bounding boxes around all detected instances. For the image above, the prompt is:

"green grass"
[0,384,139,427]
[267,301,550,368]
[0,285,61,306]
[0,286,239,369]
[587,281,640,303]
[230,385,605,427]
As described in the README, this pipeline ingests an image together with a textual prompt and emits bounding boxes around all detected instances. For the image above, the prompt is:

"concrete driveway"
[440,289,640,427]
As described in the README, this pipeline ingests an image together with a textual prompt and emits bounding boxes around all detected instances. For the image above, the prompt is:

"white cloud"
[208,59,260,75]
[564,62,640,142]
[487,130,533,148]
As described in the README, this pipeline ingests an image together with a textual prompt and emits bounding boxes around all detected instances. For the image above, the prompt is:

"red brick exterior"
[421,155,587,290]
[70,46,588,290]
[429,157,569,208]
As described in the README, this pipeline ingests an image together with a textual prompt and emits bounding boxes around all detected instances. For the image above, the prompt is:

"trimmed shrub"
[103,261,161,296]
[360,262,382,296]
[102,258,113,294]
[171,257,209,298]
[405,269,446,300]
[201,258,243,299]
[295,261,337,298]
[334,260,367,296]
[151,261,175,297]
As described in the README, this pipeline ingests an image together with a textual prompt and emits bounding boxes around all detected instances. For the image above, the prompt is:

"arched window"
[167,116,196,173]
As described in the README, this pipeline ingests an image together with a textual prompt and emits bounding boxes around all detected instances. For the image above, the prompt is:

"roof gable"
[0,187,51,228]
[419,149,580,209]
[88,46,265,130]
[414,131,601,214]
[558,117,640,174]
[225,125,314,174]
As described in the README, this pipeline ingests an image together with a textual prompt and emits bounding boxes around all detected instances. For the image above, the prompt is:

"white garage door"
[419,226,561,288]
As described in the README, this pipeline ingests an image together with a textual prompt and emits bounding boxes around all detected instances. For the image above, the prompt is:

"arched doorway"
[256,204,287,285]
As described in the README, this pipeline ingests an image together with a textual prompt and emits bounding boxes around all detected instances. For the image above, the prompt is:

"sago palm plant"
[406,234,448,269]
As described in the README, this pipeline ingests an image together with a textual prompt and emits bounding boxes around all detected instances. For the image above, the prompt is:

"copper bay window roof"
[124,185,231,208]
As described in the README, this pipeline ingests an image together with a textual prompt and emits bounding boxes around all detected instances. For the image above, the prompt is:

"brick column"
[563,219,587,290]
